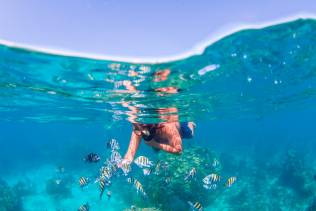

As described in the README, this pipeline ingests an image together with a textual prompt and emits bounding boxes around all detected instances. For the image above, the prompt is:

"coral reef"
[211,149,316,210]
[0,179,23,211]
[122,147,221,211]
[279,150,315,199]
[12,178,36,198]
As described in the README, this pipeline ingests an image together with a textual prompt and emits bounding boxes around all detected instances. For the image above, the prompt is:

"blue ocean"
[0,18,316,211]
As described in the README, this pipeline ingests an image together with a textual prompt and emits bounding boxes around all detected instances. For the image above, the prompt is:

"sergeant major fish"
[99,177,107,199]
[154,161,161,175]
[225,176,237,188]
[134,156,153,168]
[133,179,146,197]
[120,161,132,175]
[212,158,220,168]
[143,168,153,176]
[100,166,112,179]
[110,150,122,164]
[79,177,89,188]
[107,190,111,200]
[78,202,89,211]
[184,168,196,182]
[127,177,146,197]
[203,173,221,185]
[107,138,120,151]
[188,201,203,211]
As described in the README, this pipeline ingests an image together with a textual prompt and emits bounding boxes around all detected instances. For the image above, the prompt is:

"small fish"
[133,179,146,197]
[78,202,89,211]
[143,168,152,176]
[55,179,62,185]
[84,153,100,163]
[100,166,112,179]
[79,177,89,188]
[127,177,135,184]
[203,173,221,185]
[107,190,111,199]
[154,161,161,175]
[212,159,220,167]
[184,168,197,182]
[188,201,203,211]
[56,166,65,173]
[134,156,153,168]
[110,150,122,164]
[99,177,107,199]
[120,162,132,175]
[110,163,118,173]
[160,161,169,175]
[127,177,146,197]
[164,177,171,184]
[225,176,237,187]
[107,138,120,151]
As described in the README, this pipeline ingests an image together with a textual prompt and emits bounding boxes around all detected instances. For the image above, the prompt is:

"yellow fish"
[225,176,237,187]
[134,156,153,168]
[188,201,203,211]
[100,166,112,179]
[99,177,107,199]
[134,179,146,196]
[79,177,89,188]
[203,173,221,185]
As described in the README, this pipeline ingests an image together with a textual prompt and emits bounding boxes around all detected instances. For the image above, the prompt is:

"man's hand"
[118,158,132,168]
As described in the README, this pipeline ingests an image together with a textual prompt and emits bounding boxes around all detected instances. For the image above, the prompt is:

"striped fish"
[188,201,203,211]
[110,150,122,164]
[203,173,221,185]
[100,166,112,179]
[127,177,134,184]
[143,168,152,176]
[78,202,89,211]
[133,179,146,197]
[154,161,161,175]
[225,176,237,187]
[107,138,120,151]
[120,162,131,175]
[99,177,107,199]
[127,177,146,197]
[212,159,220,167]
[109,162,118,174]
[134,156,153,168]
[184,168,196,182]
[79,177,89,188]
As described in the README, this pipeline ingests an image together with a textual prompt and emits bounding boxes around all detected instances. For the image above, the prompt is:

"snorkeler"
[122,121,196,163]
[119,68,196,164]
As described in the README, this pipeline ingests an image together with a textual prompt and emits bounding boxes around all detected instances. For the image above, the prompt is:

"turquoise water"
[0,18,316,210]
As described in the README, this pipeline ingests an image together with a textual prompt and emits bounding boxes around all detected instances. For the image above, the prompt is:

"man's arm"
[123,130,142,162]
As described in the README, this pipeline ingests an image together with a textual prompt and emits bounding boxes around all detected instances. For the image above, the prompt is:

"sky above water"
[0,0,315,58]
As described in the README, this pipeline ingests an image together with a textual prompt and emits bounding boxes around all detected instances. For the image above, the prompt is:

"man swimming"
[122,121,195,163]
[119,68,195,163]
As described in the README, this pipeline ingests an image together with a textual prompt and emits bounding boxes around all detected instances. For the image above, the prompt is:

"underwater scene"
[0,18,316,210]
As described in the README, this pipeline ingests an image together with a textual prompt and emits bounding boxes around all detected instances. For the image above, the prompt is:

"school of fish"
[76,138,237,210]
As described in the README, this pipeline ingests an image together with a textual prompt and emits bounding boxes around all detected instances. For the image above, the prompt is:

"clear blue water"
[0,19,316,210]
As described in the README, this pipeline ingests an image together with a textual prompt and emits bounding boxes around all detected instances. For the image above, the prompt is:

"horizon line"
[0,13,315,64]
